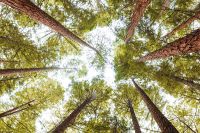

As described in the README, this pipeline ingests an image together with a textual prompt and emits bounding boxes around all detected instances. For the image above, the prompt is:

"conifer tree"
[139,29,200,61]
[51,92,96,133]
[1,0,100,55]
[132,79,179,133]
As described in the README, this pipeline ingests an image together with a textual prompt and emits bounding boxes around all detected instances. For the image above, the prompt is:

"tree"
[0,100,34,118]
[163,74,200,91]
[125,0,151,43]
[164,10,200,38]
[127,99,141,133]
[0,67,63,76]
[51,92,96,133]
[1,0,100,55]
[139,29,200,61]
[132,79,179,133]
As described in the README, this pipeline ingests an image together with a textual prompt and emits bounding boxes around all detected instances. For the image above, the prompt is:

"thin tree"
[164,10,200,38]
[127,99,141,133]
[0,67,64,76]
[51,92,96,133]
[132,78,179,133]
[164,74,200,91]
[1,0,101,56]
[139,28,200,61]
[125,0,151,43]
[0,59,19,63]
[0,100,34,118]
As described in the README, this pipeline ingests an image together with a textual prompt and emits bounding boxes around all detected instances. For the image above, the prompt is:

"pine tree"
[164,10,200,37]
[0,67,63,76]
[1,0,100,55]
[127,99,141,133]
[125,0,151,43]
[51,92,96,133]
[139,29,200,61]
[165,74,200,91]
[0,100,34,118]
[132,79,179,133]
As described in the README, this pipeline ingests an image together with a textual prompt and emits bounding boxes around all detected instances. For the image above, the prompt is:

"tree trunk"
[125,0,151,43]
[0,100,34,118]
[52,93,96,133]
[166,74,200,91]
[0,67,62,76]
[139,29,200,61]
[127,99,141,133]
[132,79,179,133]
[0,59,18,63]
[164,10,200,38]
[1,0,100,55]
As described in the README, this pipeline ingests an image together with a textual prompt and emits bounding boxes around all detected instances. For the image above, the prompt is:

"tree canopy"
[0,0,199,133]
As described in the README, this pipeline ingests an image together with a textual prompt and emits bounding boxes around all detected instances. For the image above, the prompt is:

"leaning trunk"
[167,75,200,91]
[127,99,141,133]
[0,100,34,118]
[125,0,151,43]
[0,67,62,76]
[139,29,200,61]
[132,79,179,133]
[1,0,100,55]
[52,93,96,133]
[164,10,200,38]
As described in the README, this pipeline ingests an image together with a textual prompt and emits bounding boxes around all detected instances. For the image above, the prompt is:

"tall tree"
[0,100,34,118]
[132,79,179,133]
[125,0,151,43]
[139,28,200,61]
[51,92,96,133]
[164,10,200,38]
[0,67,63,76]
[1,0,100,55]
[127,99,141,133]
[164,74,200,91]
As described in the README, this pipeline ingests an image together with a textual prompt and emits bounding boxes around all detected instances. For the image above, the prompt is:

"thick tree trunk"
[139,29,200,61]
[1,0,100,55]
[132,79,179,133]
[164,10,200,38]
[166,74,200,91]
[125,0,151,43]
[52,93,96,133]
[0,67,62,76]
[0,100,34,118]
[127,99,141,133]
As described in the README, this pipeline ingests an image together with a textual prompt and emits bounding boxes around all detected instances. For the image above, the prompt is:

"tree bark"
[125,0,151,43]
[1,0,100,55]
[139,29,200,61]
[0,67,62,76]
[127,99,141,133]
[164,10,200,38]
[132,79,179,133]
[52,93,96,133]
[165,74,200,91]
[0,100,34,118]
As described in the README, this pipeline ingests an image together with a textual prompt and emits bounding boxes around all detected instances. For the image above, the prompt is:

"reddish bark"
[139,29,200,61]
[52,94,96,133]
[125,0,151,43]
[132,79,179,133]
[1,0,100,55]
[164,10,200,37]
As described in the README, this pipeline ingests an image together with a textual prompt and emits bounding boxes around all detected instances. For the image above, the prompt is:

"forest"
[0,0,199,133]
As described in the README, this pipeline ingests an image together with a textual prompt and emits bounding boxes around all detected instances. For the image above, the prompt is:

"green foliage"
[0,0,199,132]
